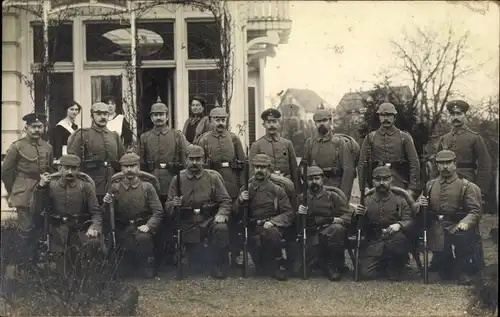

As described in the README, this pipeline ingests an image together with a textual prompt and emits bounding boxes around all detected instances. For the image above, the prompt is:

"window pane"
[86,22,174,62]
[34,72,74,128]
[187,21,220,59]
[90,75,123,113]
[188,70,221,116]
[32,23,73,63]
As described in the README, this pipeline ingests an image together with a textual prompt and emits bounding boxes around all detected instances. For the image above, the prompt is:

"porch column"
[174,8,188,129]
[256,57,266,140]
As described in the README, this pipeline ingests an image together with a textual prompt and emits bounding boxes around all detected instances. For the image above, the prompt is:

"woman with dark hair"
[50,102,81,159]
[104,96,134,148]
[182,95,211,143]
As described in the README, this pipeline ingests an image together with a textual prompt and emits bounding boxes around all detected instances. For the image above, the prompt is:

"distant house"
[337,86,412,114]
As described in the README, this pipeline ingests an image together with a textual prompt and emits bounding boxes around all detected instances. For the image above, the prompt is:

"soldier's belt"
[373,160,408,170]
[433,213,467,223]
[83,160,115,170]
[180,203,219,220]
[209,160,244,170]
[322,166,343,178]
[47,214,90,226]
[249,218,271,226]
[456,163,477,169]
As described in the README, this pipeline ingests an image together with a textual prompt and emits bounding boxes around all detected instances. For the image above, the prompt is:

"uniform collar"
[378,125,397,136]
[91,124,109,133]
[316,131,333,142]
[121,176,141,189]
[372,191,393,202]
[308,187,326,198]
[25,136,41,145]
[439,173,459,184]
[153,126,170,135]
[251,177,271,190]
[211,130,228,138]
[451,125,467,135]
[186,168,204,179]
[264,134,280,142]
[59,177,77,188]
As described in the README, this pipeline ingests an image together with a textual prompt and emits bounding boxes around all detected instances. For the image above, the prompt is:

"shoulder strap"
[460,178,470,199]
[230,133,239,159]
[427,179,437,195]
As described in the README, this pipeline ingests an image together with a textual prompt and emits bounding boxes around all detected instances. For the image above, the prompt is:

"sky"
[264,1,500,108]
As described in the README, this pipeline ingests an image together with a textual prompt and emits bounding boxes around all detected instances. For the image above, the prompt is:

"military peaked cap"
[119,152,140,166]
[210,107,228,118]
[446,100,470,113]
[22,113,47,124]
[91,102,109,112]
[150,102,168,114]
[313,109,332,121]
[373,166,392,178]
[435,150,456,162]
[252,154,271,166]
[307,165,324,177]
[187,145,205,158]
[59,154,81,167]
[261,108,281,121]
[376,102,398,114]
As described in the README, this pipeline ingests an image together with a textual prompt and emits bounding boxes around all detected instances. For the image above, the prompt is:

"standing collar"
[153,126,170,135]
[439,173,459,184]
[264,134,280,142]
[186,168,204,179]
[91,124,109,133]
[378,125,397,136]
[316,132,333,142]
[121,176,141,189]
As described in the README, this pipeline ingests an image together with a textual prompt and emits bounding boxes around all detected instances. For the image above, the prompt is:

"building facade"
[1,0,292,218]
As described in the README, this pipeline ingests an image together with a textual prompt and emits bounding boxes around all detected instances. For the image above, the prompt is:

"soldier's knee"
[136,232,153,245]
[212,223,229,235]
[260,227,281,242]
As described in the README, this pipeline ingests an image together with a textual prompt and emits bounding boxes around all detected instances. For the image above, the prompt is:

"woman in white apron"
[104,96,134,148]
[51,102,81,159]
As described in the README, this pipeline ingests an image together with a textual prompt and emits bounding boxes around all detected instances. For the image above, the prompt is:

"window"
[187,21,220,59]
[85,21,174,62]
[90,75,123,113]
[32,23,73,63]
[34,73,74,128]
[188,70,220,116]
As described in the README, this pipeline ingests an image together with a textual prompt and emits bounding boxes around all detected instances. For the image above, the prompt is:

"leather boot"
[272,259,288,281]
[145,257,157,279]
[211,250,229,279]
[326,264,341,281]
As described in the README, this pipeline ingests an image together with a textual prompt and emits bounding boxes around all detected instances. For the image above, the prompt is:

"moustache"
[216,124,225,129]
[382,120,390,124]
[268,127,277,131]
[255,171,264,177]
[310,183,321,191]
[376,183,389,189]
[65,174,74,178]
[452,119,461,123]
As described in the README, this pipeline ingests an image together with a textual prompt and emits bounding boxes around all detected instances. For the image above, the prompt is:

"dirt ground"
[131,214,498,317]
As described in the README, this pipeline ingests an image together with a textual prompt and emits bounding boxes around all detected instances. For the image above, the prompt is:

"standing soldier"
[67,102,126,202]
[358,102,420,198]
[165,145,232,279]
[138,101,188,203]
[436,100,492,204]
[249,108,300,190]
[303,109,357,199]
[102,153,164,278]
[354,166,414,281]
[295,166,352,281]
[416,150,482,285]
[234,154,295,281]
[1,113,53,265]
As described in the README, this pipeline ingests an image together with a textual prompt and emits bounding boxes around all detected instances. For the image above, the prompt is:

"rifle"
[421,155,429,284]
[42,199,50,266]
[242,146,250,278]
[175,167,183,280]
[301,161,308,280]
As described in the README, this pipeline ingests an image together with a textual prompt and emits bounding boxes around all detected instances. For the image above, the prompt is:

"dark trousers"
[17,207,40,264]
[248,226,285,272]
[116,226,155,268]
[183,222,230,267]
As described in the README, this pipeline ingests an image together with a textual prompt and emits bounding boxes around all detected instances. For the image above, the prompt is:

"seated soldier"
[234,154,295,281]
[165,145,232,279]
[295,166,352,281]
[102,152,164,278]
[416,150,482,285]
[354,166,414,281]
[30,154,102,275]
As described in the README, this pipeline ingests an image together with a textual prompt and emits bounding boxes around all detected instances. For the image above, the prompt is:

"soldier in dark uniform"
[354,166,414,281]
[67,102,126,202]
[138,101,188,203]
[103,153,164,278]
[416,150,482,285]
[303,109,356,199]
[30,154,102,273]
[295,166,352,281]
[249,108,300,190]
[1,113,53,265]
[165,145,232,279]
[234,154,295,281]
[357,102,420,198]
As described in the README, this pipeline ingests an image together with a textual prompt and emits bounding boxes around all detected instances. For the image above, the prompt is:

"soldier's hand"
[39,172,51,186]
[214,214,228,223]
[138,225,150,233]
[355,205,367,216]
[298,205,308,215]
[364,187,370,196]
[417,195,429,207]
[263,221,274,229]
[457,222,469,231]
[86,228,99,237]
[386,223,402,234]
[332,217,343,225]
[103,193,114,204]
[239,190,249,202]
[172,196,182,207]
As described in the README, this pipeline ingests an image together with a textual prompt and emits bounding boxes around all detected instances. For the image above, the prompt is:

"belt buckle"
[438,215,444,221]
[194,209,201,215]
[103,162,109,167]
[160,163,166,169]
[221,162,229,168]
[62,217,68,222]
[272,170,281,176]
[129,220,135,225]
[384,163,391,168]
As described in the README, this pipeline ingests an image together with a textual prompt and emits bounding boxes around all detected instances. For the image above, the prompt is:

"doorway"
[137,68,175,135]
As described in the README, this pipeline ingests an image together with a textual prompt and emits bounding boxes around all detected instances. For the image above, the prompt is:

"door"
[81,70,130,129]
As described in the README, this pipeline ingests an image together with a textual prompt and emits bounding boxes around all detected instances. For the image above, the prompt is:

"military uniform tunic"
[303,132,356,198]
[67,125,125,195]
[249,135,299,190]
[138,127,188,197]
[195,130,246,199]
[358,126,420,191]
[359,191,414,279]
[436,125,492,195]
